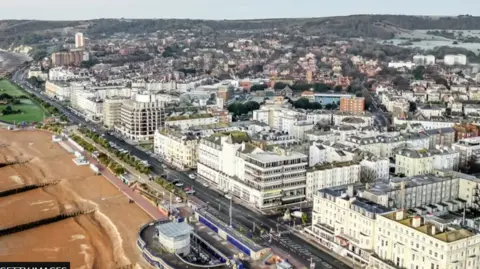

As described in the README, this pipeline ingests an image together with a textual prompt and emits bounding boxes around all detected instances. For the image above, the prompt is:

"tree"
[361,167,377,183]
[301,212,308,225]
[292,98,323,110]
[392,75,410,90]
[313,83,330,92]
[409,101,417,112]
[227,101,259,116]
[412,66,425,80]
[293,98,310,109]
[435,77,449,89]
[273,82,288,90]
[250,84,268,92]
[291,83,312,92]
[244,101,260,111]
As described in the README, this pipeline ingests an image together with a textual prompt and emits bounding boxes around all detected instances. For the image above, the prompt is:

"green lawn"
[0,80,47,123]
[0,80,28,96]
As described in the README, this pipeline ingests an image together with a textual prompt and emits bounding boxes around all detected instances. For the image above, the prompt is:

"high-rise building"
[339,97,365,114]
[103,97,125,129]
[51,51,83,67]
[75,33,84,48]
[116,94,166,141]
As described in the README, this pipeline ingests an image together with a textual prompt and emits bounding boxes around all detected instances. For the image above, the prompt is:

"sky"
[1,0,479,20]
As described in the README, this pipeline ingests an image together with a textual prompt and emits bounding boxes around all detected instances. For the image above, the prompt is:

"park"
[0,79,47,123]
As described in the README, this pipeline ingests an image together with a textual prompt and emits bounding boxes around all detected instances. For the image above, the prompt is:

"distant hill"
[2,15,480,49]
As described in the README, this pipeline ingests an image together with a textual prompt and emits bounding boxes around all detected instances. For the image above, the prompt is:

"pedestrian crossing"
[260,233,270,240]
[276,237,333,269]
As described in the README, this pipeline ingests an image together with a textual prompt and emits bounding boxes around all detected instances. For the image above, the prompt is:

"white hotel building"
[305,161,361,201]
[154,129,200,169]
[197,133,308,210]
[370,211,480,269]
[308,172,480,268]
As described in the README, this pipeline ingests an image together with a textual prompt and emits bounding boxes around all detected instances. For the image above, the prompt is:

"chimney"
[412,216,422,228]
[395,210,405,221]
[431,225,436,235]
[347,185,354,197]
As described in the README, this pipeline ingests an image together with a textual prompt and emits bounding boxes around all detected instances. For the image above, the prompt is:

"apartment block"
[395,148,434,177]
[345,132,430,158]
[116,96,165,141]
[154,129,200,169]
[165,114,218,130]
[45,80,74,101]
[339,97,365,114]
[452,137,480,168]
[424,127,455,149]
[103,97,125,129]
[360,153,390,180]
[306,161,360,201]
[308,185,391,265]
[51,50,84,67]
[453,123,480,141]
[371,210,480,269]
[197,132,308,211]
[308,173,469,267]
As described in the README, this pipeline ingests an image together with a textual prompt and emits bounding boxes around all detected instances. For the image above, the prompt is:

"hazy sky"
[1,0,479,20]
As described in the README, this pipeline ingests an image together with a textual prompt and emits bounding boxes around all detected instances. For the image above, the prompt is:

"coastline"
[0,51,31,73]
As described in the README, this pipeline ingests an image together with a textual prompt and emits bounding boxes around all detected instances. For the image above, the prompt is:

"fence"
[0,180,60,198]
[0,209,95,237]
[137,221,176,269]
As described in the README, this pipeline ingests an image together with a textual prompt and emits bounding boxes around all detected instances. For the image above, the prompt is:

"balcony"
[281,193,306,201]
[282,184,306,191]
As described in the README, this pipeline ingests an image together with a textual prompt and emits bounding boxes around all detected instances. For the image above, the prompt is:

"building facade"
[340,97,365,114]
[154,129,200,169]
[116,97,165,141]
[306,161,361,200]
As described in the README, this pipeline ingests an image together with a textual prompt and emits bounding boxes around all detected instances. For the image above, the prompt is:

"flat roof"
[156,221,193,238]
[382,211,474,243]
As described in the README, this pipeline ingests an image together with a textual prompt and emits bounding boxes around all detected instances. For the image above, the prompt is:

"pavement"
[12,67,353,269]
[63,138,166,220]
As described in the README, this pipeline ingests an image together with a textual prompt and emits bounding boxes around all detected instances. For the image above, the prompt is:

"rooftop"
[396,148,432,158]
[366,174,454,196]
[156,221,193,238]
[166,113,213,121]
[308,161,359,172]
[382,211,474,243]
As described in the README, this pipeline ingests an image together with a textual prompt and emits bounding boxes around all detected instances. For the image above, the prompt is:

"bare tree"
[360,167,377,184]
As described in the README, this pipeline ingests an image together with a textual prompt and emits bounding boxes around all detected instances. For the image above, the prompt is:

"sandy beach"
[0,129,153,269]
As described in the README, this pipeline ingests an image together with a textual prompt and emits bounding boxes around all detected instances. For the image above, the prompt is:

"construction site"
[0,128,154,269]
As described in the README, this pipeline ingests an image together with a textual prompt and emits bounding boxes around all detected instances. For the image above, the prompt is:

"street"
[11,67,352,269]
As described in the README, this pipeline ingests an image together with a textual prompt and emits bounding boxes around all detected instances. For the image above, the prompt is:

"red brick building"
[453,124,480,141]
[339,97,365,114]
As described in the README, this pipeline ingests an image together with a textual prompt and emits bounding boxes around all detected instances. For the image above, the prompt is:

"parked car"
[175,182,184,187]
[202,182,209,188]
[224,194,232,200]
[175,197,183,203]
[189,174,196,179]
